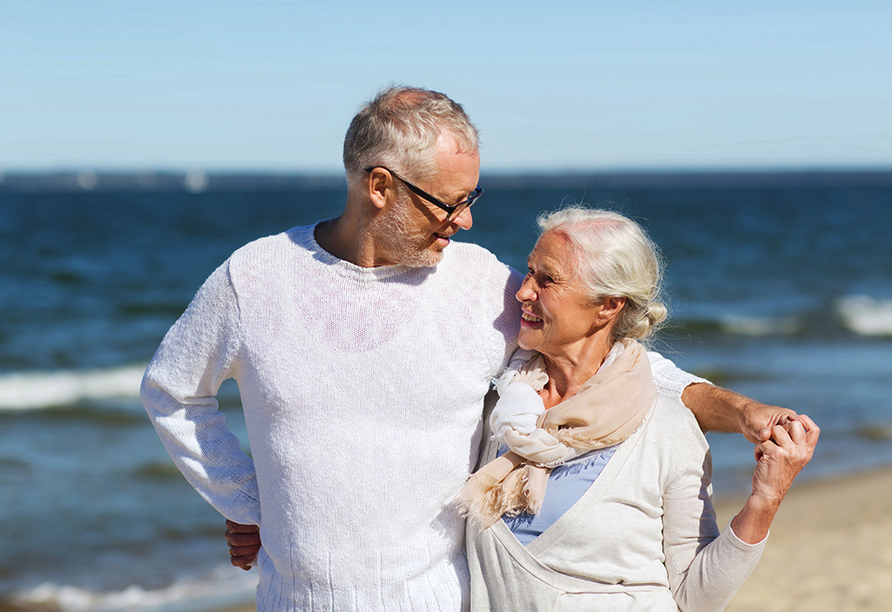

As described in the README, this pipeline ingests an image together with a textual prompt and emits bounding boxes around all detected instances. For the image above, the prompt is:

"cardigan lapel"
[515,401,655,558]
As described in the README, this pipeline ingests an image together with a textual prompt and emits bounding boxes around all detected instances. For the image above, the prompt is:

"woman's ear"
[596,296,626,326]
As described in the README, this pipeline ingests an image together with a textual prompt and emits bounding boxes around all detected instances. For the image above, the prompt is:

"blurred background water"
[1,170,891,611]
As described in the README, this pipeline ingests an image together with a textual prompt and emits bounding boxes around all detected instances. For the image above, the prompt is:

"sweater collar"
[294,221,442,282]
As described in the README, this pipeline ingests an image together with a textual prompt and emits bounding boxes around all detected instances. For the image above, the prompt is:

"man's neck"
[314,213,388,268]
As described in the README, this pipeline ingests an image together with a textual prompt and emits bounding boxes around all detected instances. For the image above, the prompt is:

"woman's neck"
[540,339,615,408]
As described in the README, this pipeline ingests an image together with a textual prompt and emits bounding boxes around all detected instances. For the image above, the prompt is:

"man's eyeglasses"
[364,166,483,221]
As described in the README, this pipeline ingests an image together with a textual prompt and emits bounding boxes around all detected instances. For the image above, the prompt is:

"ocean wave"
[835,295,892,336]
[718,315,801,337]
[0,365,146,411]
[6,565,257,612]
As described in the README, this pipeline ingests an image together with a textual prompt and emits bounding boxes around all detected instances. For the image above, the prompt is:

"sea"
[1,169,891,611]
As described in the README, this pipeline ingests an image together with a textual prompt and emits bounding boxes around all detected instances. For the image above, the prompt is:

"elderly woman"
[460,207,816,611]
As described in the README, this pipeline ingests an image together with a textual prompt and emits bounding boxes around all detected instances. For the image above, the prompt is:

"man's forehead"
[435,130,479,155]
[429,136,480,193]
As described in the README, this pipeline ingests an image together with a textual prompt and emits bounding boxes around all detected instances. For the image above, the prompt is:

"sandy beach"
[713,467,892,611]
[215,467,892,612]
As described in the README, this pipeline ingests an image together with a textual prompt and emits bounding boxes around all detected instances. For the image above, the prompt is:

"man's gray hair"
[343,86,479,186]
[537,207,668,342]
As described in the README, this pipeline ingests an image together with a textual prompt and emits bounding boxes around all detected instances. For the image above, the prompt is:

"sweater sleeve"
[647,351,710,400]
[140,260,261,525]
[661,425,765,612]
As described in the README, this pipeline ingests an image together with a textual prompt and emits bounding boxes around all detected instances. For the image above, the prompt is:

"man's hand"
[225,520,262,570]
[740,398,801,444]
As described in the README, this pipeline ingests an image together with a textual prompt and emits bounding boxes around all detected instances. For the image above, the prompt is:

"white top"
[141,223,706,612]
[467,393,765,612]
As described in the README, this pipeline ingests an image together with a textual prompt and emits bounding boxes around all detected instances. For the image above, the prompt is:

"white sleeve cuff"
[727,522,770,548]
[647,351,710,400]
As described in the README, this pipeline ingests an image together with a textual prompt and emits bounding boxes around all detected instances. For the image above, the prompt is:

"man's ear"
[367,168,391,211]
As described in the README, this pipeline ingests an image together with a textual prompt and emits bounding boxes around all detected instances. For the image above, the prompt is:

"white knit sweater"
[141,223,704,611]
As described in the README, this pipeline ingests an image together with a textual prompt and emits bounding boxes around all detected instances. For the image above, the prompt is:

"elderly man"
[142,86,812,612]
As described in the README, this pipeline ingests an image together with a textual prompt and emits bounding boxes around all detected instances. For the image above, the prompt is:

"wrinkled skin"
[752,414,819,498]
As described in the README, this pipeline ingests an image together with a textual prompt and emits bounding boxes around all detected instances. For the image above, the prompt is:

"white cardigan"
[467,392,765,612]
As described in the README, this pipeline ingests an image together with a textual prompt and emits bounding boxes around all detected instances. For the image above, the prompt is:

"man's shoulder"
[445,239,499,264]
[234,224,311,254]
[444,241,522,285]
[228,224,314,265]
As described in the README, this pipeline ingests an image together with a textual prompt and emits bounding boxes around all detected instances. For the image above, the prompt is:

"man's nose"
[451,206,473,230]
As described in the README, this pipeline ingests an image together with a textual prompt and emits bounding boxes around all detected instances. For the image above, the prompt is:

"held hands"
[225,519,261,570]
[722,392,819,466]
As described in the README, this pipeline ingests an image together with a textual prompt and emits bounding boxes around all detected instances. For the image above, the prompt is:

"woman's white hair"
[537,206,668,342]
[342,85,479,187]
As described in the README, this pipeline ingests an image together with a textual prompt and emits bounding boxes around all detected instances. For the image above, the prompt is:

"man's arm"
[648,351,817,446]
[142,260,261,526]
[682,382,798,443]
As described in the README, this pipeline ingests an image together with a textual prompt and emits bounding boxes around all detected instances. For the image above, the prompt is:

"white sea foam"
[9,565,257,612]
[836,295,892,336]
[719,315,800,336]
[0,365,146,411]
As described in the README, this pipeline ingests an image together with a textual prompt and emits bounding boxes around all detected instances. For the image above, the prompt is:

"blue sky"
[2,1,890,173]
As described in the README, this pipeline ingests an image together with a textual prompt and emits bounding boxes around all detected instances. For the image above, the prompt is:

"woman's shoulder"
[625,393,712,491]
[641,391,709,452]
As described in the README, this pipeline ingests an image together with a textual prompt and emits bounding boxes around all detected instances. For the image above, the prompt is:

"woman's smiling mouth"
[520,310,543,326]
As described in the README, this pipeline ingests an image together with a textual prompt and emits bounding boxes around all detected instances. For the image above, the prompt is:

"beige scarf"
[460,339,655,528]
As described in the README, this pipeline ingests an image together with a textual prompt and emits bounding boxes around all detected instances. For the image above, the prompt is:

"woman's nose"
[515,276,536,302]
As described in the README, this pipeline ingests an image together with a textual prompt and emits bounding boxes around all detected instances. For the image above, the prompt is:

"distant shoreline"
[2,167,892,193]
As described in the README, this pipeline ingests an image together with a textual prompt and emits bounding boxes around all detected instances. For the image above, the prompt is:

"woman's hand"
[225,520,262,570]
[750,415,817,506]
[731,415,819,544]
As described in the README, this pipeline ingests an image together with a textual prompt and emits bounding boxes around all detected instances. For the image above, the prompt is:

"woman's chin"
[516,333,538,352]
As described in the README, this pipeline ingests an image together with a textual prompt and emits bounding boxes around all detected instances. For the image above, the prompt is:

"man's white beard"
[371,198,443,268]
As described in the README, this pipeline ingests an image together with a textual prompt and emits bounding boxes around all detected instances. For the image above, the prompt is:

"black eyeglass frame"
[364,166,483,220]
